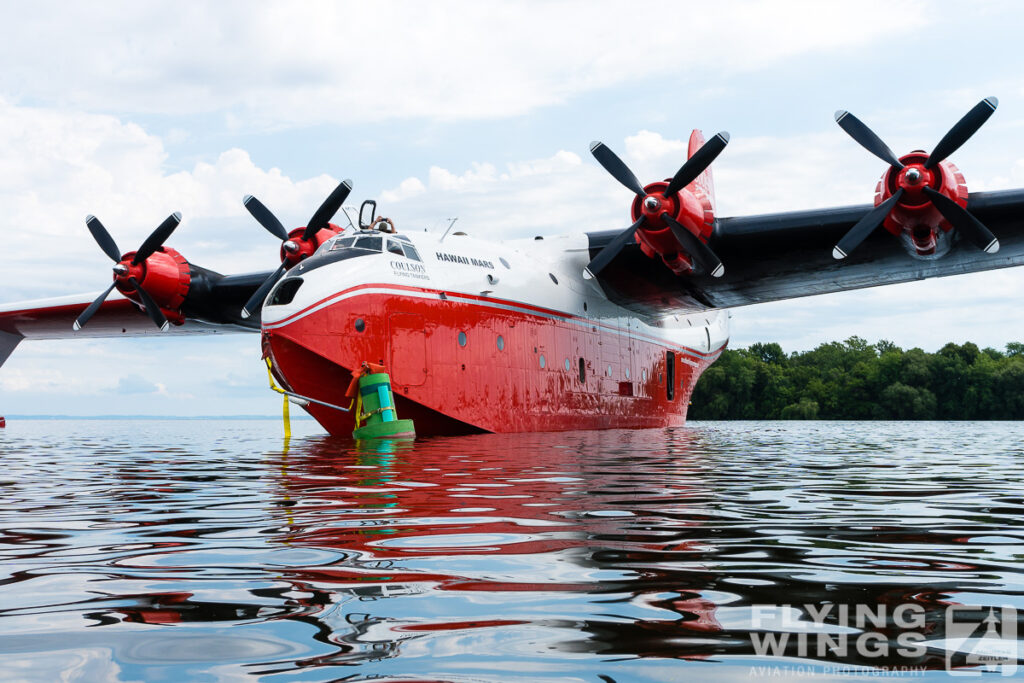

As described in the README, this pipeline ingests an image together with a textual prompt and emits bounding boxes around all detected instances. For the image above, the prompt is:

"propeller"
[73,213,181,331]
[586,133,729,278]
[833,98,999,259]
[241,179,353,319]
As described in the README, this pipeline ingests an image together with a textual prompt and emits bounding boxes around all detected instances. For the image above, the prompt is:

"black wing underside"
[587,189,1024,318]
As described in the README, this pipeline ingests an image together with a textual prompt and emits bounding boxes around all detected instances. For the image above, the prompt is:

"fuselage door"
[389,313,428,387]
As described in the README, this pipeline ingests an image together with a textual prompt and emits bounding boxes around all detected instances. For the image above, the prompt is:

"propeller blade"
[590,141,647,197]
[85,215,122,263]
[925,97,998,170]
[834,110,905,170]
[584,215,646,279]
[832,188,904,259]
[304,179,353,240]
[663,131,730,197]
[72,281,118,331]
[244,195,289,241]
[128,278,169,331]
[662,213,724,277]
[241,262,289,319]
[924,186,999,254]
[133,212,182,265]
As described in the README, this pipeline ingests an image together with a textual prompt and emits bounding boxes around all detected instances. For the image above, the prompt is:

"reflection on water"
[2,420,1024,680]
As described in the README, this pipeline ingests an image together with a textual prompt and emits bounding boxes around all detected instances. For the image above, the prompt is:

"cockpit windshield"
[328,232,421,262]
[330,234,382,252]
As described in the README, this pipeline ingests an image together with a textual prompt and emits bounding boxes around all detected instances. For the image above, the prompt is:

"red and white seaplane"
[2,99,1023,436]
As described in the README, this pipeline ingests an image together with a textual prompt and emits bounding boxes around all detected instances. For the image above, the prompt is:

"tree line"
[689,337,1024,420]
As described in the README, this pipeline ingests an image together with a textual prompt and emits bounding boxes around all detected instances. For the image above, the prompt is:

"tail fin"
[688,129,717,216]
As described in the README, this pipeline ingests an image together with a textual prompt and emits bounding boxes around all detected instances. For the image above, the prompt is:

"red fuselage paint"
[261,231,728,437]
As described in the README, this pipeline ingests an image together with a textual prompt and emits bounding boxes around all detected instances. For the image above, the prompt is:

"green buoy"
[352,371,415,440]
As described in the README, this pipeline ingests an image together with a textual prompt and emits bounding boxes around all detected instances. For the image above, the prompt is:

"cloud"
[0,98,346,298]
[0,0,928,128]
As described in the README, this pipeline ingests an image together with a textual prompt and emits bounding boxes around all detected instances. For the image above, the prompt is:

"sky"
[2,0,1024,415]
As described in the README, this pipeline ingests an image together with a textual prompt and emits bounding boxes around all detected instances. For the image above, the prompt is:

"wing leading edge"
[0,269,272,368]
[587,188,1024,319]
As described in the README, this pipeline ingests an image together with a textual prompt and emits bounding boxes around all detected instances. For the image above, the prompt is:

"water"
[2,420,1024,681]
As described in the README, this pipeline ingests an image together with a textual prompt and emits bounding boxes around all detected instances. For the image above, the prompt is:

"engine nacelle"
[630,179,715,276]
[875,151,968,258]
[115,247,191,325]
[279,223,345,267]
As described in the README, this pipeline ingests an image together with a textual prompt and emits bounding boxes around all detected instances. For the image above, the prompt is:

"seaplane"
[2,99,1022,436]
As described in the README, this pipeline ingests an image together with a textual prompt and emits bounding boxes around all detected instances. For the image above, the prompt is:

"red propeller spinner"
[73,213,190,332]
[240,179,353,319]
[833,98,999,260]
[586,131,729,280]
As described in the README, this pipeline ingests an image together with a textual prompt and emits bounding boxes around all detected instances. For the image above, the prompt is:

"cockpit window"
[393,234,411,243]
[403,244,421,262]
[354,235,382,251]
[386,239,404,256]
[330,236,357,251]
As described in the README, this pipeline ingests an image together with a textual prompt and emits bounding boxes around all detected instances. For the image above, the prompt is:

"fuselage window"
[268,277,303,306]
[539,354,546,369]
[564,358,571,371]
[458,331,467,347]
[666,351,675,401]
[496,335,505,351]
[578,358,585,383]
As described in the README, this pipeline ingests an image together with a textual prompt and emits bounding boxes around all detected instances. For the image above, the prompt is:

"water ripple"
[2,419,1024,680]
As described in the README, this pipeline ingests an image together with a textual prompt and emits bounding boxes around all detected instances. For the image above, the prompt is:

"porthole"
[583,302,588,312]
[564,358,571,371]
[458,331,467,347]
[497,335,505,351]
[354,318,365,333]
[500,257,511,269]
[549,273,558,285]
[539,354,546,368]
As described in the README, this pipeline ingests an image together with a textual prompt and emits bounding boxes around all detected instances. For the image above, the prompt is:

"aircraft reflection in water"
[141,430,998,675]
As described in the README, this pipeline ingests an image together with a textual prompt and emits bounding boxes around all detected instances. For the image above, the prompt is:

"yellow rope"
[265,358,291,439]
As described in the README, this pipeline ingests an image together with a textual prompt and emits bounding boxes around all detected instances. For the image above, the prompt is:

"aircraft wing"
[587,188,1024,318]
[0,270,268,368]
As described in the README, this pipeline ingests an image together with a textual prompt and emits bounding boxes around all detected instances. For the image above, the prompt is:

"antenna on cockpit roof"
[439,217,459,243]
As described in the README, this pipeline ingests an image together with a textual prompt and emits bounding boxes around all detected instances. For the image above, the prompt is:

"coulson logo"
[390,260,429,280]
[435,252,494,269]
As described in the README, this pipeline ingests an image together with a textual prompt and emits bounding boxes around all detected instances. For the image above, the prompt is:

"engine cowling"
[874,151,968,258]
[631,174,716,275]
[279,224,345,268]
[115,247,192,325]
[587,129,728,279]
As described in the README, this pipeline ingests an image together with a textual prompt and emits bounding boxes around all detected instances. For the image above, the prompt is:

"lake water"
[1,420,1023,681]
